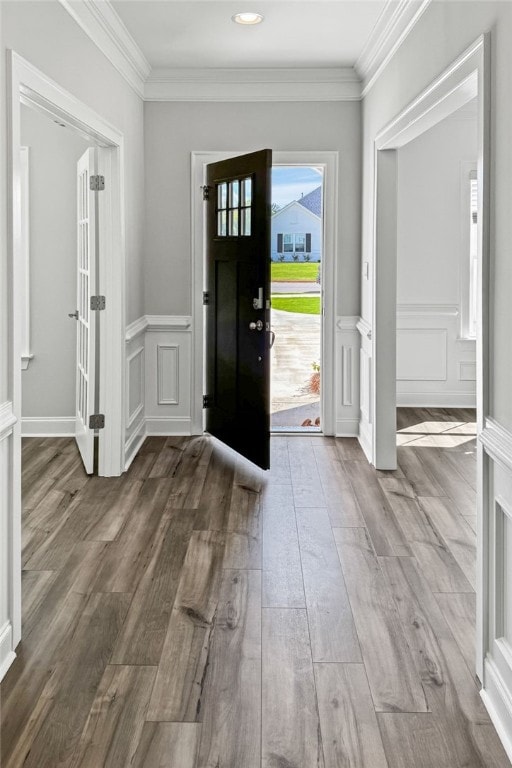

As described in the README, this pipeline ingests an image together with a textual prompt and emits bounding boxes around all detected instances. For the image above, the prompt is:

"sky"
[271,166,323,209]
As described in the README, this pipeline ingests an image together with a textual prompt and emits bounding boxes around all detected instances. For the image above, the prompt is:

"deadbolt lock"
[249,320,264,331]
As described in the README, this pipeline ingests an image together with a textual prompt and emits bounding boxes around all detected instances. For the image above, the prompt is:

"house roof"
[297,186,322,217]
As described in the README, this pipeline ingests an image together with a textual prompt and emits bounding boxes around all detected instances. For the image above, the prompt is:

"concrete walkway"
[271,281,320,294]
[270,308,321,428]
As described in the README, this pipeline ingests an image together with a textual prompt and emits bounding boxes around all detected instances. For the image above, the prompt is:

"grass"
[271,262,319,282]
[271,296,321,315]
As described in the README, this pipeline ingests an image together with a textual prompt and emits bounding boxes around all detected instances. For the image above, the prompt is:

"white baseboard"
[396,392,476,408]
[481,657,512,764]
[21,417,75,437]
[335,418,359,437]
[0,621,15,682]
[146,417,192,436]
[124,425,147,471]
[358,418,373,464]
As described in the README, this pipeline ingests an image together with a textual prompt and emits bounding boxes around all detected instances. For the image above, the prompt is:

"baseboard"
[146,417,192,436]
[124,424,147,471]
[358,418,373,464]
[481,657,512,764]
[0,621,15,682]
[21,417,75,437]
[396,392,476,408]
[335,418,359,437]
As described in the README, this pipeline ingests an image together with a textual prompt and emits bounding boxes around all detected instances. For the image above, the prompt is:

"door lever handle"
[269,331,276,348]
[68,310,79,320]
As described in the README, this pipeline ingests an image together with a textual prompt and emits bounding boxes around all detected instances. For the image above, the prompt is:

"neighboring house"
[271,186,322,262]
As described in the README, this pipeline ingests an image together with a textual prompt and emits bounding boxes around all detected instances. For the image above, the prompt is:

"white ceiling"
[111,0,390,70]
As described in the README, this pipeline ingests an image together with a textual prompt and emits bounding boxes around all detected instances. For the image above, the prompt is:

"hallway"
[1,411,510,767]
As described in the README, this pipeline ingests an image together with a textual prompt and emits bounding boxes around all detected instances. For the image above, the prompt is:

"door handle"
[249,320,264,331]
[269,331,276,348]
[68,310,79,320]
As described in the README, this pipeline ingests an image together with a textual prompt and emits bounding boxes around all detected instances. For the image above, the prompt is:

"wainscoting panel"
[396,304,476,407]
[145,317,192,436]
[480,417,512,762]
[335,317,360,436]
[125,321,147,469]
[356,317,373,461]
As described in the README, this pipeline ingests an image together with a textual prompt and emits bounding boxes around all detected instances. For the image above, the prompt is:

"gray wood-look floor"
[1,407,510,767]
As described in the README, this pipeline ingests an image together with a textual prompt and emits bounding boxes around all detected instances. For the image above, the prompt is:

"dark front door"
[205,149,272,469]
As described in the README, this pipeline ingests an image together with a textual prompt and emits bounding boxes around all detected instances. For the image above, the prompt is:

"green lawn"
[271,262,319,282]
[271,296,321,315]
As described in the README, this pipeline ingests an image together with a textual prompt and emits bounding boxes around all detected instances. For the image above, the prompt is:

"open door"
[204,149,272,469]
[74,148,98,474]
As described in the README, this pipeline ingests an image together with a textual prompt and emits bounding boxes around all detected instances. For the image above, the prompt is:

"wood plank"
[397,447,446,497]
[313,443,365,527]
[335,437,367,461]
[378,476,473,593]
[262,483,305,608]
[223,460,262,569]
[110,507,196,665]
[72,665,156,768]
[21,569,57,629]
[414,447,476,517]
[131,723,200,768]
[167,436,213,509]
[315,663,388,768]
[196,570,261,768]
[262,608,324,768]
[378,556,510,766]
[296,507,361,662]
[148,436,186,478]
[269,436,291,483]
[13,592,131,768]
[194,442,235,531]
[435,592,477,681]
[83,479,143,541]
[418,496,476,589]
[333,527,427,713]
[92,478,173,593]
[343,460,412,556]
[147,530,226,722]
[288,436,326,508]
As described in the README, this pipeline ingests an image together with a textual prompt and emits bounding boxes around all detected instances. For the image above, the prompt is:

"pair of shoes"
[315,417,320,426]
[301,418,312,426]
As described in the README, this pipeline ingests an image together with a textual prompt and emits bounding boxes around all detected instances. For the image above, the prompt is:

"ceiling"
[111,0,390,70]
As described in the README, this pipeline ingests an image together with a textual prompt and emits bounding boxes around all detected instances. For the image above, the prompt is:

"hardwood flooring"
[1,409,510,767]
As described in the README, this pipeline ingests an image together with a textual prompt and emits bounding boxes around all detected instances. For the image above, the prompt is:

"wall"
[0,0,144,680]
[143,100,361,317]
[20,104,90,432]
[396,108,477,406]
[359,1,512,756]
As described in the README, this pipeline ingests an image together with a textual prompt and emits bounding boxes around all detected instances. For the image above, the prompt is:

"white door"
[75,148,97,474]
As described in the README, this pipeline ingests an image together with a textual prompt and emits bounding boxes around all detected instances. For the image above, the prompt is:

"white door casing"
[75,148,97,474]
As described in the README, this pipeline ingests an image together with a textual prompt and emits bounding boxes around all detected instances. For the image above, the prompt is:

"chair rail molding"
[480,418,512,475]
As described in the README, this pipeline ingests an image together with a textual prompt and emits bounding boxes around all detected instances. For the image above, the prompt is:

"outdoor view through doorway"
[271,166,323,431]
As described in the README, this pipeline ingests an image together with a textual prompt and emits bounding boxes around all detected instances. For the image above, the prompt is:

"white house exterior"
[271,186,322,262]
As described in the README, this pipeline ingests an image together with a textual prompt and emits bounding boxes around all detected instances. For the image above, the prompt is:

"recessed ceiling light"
[232,12,264,25]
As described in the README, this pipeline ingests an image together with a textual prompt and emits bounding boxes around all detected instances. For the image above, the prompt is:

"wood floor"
[1,407,510,767]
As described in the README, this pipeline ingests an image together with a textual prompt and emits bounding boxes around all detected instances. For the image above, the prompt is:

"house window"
[278,233,311,253]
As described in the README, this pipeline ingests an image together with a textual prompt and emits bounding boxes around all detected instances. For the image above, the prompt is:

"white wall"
[396,109,477,406]
[20,104,90,427]
[360,1,512,754]
[0,0,145,679]
[143,100,361,317]
[270,202,322,262]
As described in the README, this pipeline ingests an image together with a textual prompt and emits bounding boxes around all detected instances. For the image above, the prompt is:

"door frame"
[370,35,490,678]
[7,51,126,646]
[191,150,339,438]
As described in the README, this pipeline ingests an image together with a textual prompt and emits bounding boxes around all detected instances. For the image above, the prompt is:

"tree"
[271,203,281,213]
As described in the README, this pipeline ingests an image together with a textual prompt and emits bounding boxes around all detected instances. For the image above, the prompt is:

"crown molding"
[355,0,432,97]
[144,67,362,102]
[58,0,151,99]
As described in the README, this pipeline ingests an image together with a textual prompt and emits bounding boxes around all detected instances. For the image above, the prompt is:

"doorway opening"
[270,166,324,433]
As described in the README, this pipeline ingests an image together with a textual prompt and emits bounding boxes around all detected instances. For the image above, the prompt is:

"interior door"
[74,148,97,474]
[205,149,272,469]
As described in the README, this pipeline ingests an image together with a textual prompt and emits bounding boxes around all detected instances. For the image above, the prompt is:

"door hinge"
[203,291,209,306]
[90,175,105,191]
[202,185,211,201]
[203,395,213,408]
[89,414,105,429]
[90,295,106,311]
